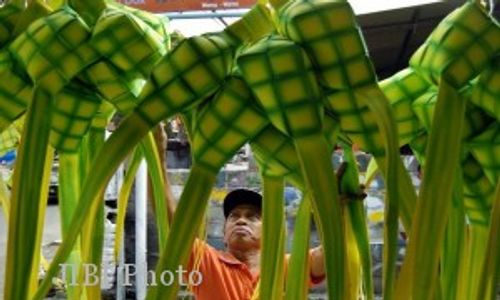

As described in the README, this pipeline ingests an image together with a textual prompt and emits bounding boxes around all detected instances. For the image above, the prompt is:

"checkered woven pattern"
[324,85,385,157]
[0,121,21,157]
[49,81,102,152]
[412,87,438,130]
[412,86,495,140]
[9,6,98,95]
[470,57,500,122]
[223,4,273,46]
[410,2,500,89]
[469,122,500,185]
[462,154,495,226]
[135,33,235,127]
[380,68,430,145]
[90,101,115,131]
[86,60,144,112]
[237,35,323,139]
[0,60,32,131]
[191,76,268,173]
[409,132,428,163]
[462,102,496,141]
[0,3,22,44]
[250,125,302,179]
[91,7,167,77]
[278,0,377,90]
[0,49,11,73]
[113,2,170,48]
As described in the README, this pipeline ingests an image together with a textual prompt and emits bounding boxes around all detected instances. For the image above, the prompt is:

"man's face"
[223,204,262,251]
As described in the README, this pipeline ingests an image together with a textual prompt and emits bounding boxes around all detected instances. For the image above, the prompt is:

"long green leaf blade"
[285,193,312,300]
[4,87,52,300]
[396,79,466,299]
[260,176,286,300]
[140,131,169,249]
[476,179,500,300]
[114,146,143,260]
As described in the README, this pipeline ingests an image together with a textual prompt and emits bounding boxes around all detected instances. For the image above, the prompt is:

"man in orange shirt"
[183,189,326,300]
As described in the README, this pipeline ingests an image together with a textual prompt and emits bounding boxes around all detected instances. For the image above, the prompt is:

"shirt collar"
[216,250,244,266]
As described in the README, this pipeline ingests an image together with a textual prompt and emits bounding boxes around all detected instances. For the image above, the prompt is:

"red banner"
[120,0,255,12]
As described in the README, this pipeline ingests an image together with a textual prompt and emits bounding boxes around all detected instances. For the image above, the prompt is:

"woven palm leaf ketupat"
[9,6,98,95]
[469,123,500,186]
[237,34,347,300]
[49,81,102,152]
[91,7,167,78]
[462,155,496,226]
[148,75,269,300]
[85,60,146,112]
[379,68,430,146]
[277,0,376,91]
[0,53,32,132]
[0,0,53,132]
[470,57,500,122]
[111,1,171,47]
[412,85,495,140]
[409,1,500,89]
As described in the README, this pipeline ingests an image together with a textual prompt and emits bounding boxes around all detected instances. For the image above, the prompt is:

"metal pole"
[135,160,148,300]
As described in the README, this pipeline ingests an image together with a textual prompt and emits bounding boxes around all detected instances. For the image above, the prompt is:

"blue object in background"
[0,150,16,167]
[284,186,301,206]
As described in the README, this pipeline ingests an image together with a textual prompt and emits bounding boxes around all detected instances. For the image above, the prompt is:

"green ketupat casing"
[238,34,347,300]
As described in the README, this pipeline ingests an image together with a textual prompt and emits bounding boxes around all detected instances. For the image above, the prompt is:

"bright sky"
[167,0,443,36]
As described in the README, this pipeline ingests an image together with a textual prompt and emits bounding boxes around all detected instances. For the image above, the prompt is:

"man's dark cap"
[223,189,262,218]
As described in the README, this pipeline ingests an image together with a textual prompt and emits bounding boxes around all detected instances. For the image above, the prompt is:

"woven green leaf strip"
[111,2,171,47]
[278,0,376,90]
[325,88,385,156]
[285,193,312,300]
[135,33,236,127]
[470,57,500,122]
[0,3,23,45]
[49,81,101,152]
[380,68,430,146]
[86,60,145,112]
[9,6,98,95]
[260,176,287,300]
[469,122,500,186]
[237,35,323,138]
[462,154,496,226]
[410,1,500,88]
[91,7,166,77]
[192,76,269,171]
[251,125,304,184]
[12,0,53,38]
[412,86,495,140]
[0,63,32,131]
[238,34,346,300]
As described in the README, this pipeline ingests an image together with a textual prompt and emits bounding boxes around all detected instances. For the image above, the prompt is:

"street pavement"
[0,204,62,298]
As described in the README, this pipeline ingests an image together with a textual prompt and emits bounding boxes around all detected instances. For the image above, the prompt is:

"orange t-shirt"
[186,240,325,300]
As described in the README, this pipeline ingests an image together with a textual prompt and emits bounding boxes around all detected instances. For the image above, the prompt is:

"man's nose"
[235,218,248,225]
